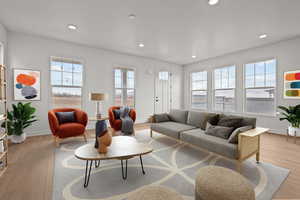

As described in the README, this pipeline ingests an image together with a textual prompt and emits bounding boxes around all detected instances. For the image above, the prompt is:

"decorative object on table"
[278,104,300,143]
[93,117,112,153]
[1,102,37,143]
[108,106,136,135]
[89,93,107,119]
[13,69,41,100]
[284,70,300,99]
[195,166,255,200]
[48,108,88,147]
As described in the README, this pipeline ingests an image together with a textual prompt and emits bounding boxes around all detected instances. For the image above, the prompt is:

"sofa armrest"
[237,127,269,161]
[75,110,88,126]
[48,111,60,135]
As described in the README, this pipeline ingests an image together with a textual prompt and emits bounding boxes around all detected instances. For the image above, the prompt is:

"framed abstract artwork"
[13,69,41,101]
[284,70,300,99]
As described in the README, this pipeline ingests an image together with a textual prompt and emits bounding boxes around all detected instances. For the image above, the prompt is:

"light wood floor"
[0,124,299,200]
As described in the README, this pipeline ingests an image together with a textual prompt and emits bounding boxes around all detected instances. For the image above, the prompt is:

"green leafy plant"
[1,102,37,136]
[278,104,300,128]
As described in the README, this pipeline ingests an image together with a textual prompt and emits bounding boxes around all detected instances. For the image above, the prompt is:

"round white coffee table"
[75,136,153,187]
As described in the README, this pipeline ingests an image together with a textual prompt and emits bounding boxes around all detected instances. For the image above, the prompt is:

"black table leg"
[121,159,128,180]
[84,160,93,188]
[95,160,100,168]
[140,155,145,174]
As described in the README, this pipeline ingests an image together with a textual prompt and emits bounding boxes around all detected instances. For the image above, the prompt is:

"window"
[114,68,135,107]
[214,66,236,112]
[244,59,276,115]
[50,58,83,108]
[190,71,207,110]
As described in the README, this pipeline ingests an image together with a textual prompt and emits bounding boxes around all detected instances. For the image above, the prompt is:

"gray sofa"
[151,109,268,170]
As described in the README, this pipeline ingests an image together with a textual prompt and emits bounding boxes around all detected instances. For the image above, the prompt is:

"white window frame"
[113,67,136,108]
[190,71,208,110]
[243,59,277,116]
[50,57,84,109]
[213,65,236,113]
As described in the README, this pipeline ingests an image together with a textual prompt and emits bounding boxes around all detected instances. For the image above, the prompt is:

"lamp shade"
[90,93,107,101]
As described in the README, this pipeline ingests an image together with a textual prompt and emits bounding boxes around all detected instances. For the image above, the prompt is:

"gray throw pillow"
[153,113,170,123]
[228,126,253,144]
[205,125,235,139]
[217,116,243,128]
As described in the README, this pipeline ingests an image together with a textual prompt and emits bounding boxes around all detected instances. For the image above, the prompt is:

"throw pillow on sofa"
[228,125,253,144]
[153,113,170,123]
[55,111,76,124]
[217,116,243,128]
[187,111,219,130]
[205,125,235,139]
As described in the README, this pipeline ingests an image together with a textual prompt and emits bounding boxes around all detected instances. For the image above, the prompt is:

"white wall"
[0,23,7,65]
[7,32,183,136]
[183,37,300,134]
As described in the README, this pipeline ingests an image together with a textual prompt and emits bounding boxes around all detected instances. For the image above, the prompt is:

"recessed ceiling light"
[259,34,267,39]
[67,24,77,30]
[192,55,197,58]
[128,14,136,19]
[208,0,219,5]
[138,43,145,48]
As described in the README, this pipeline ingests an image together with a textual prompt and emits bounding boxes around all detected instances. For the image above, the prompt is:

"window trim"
[243,59,277,117]
[212,65,237,113]
[190,70,208,111]
[49,56,84,109]
[113,66,136,108]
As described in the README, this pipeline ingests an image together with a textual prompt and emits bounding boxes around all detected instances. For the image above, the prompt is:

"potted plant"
[278,104,300,136]
[1,102,37,143]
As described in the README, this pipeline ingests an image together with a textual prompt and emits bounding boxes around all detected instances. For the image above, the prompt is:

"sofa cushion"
[205,125,235,139]
[153,113,170,123]
[187,111,219,130]
[151,121,196,139]
[168,109,188,124]
[217,115,243,128]
[228,125,253,144]
[219,114,257,128]
[181,129,238,159]
[55,111,76,124]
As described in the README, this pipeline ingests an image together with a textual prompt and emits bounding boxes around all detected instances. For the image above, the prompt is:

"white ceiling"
[0,0,300,65]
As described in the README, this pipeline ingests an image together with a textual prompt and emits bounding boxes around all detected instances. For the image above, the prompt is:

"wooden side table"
[89,117,109,148]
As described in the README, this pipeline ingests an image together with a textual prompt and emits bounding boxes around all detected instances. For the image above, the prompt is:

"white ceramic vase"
[288,126,300,137]
[10,133,26,143]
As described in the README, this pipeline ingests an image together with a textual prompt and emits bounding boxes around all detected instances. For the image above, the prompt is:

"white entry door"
[154,71,172,114]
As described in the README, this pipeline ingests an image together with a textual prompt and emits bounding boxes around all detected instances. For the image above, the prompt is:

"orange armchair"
[48,108,88,146]
[108,106,136,134]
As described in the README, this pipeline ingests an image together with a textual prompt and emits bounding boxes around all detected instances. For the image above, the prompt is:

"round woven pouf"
[195,166,255,200]
[128,185,184,200]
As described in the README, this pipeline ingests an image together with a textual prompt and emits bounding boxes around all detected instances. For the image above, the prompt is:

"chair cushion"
[55,111,76,124]
[187,111,219,130]
[205,125,235,139]
[58,123,85,138]
[181,129,238,159]
[228,126,253,144]
[168,109,188,124]
[151,121,196,139]
[113,109,121,119]
[153,113,170,123]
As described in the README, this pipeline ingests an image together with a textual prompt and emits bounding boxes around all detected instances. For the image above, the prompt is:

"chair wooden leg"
[83,133,87,142]
[55,137,60,147]
[256,151,260,163]
[236,161,242,173]
[150,129,153,138]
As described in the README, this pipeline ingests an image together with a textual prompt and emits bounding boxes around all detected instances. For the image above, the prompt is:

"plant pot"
[10,133,26,143]
[288,126,300,137]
